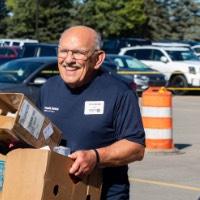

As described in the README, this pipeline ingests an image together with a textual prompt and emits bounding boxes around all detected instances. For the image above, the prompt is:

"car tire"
[169,75,188,95]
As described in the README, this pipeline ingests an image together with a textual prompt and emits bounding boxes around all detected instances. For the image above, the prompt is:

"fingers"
[73,165,85,177]
[69,153,80,175]
[68,150,97,177]
[68,152,77,160]
[68,152,79,175]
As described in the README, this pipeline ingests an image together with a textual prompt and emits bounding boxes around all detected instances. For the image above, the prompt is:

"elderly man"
[38,25,145,200]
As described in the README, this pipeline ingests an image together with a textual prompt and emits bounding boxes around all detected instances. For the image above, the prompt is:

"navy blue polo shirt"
[38,70,145,200]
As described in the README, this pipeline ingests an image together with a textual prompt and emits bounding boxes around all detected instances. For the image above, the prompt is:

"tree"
[170,0,200,41]
[145,0,200,41]
[144,0,171,40]
[6,0,73,42]
[6,0,15,9]
[0,0,7,37]
[70,0,148,38]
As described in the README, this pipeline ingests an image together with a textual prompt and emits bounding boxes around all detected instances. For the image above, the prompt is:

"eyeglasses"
[58,45,98,61]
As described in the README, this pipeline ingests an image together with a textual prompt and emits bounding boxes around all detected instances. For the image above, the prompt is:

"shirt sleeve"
[113,90,145,146]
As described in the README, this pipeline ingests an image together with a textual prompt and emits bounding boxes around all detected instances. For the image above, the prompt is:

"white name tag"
[84,101,104,115]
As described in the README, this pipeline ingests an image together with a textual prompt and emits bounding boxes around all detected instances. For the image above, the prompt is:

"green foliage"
[6,0,36,38]
[0,0,8,37]
[145,0,200,41]
[2,0,200,42]
[3,0,148,41]
[71,0,148,38]
[36,1,73,42]
[6,0,15,9]
[5,0,73,42]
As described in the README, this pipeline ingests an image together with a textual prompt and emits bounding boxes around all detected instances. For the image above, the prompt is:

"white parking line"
[129,178,200,192]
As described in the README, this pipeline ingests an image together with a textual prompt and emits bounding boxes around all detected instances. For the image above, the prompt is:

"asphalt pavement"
[128,95,200,200]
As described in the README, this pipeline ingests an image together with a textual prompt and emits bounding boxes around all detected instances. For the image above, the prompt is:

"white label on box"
[43,123,54,140]
[18,99,45,139]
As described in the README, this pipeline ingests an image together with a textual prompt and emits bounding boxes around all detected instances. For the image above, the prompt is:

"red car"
[0,46,22,65]
[0,46,22,58]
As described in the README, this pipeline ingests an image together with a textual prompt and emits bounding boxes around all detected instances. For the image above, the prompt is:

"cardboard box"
[2,148,102,200]
[0,93,62,149]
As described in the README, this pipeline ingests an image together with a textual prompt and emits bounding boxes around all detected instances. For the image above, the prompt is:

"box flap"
[0,116,15,130]
[0,93,62,148]
[0,93,23,114]
[2,148,49,200]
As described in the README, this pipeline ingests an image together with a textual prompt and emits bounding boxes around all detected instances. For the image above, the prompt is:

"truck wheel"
[169,75,188,95]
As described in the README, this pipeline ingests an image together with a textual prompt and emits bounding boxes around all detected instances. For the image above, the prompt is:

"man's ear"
[94,50,106,70]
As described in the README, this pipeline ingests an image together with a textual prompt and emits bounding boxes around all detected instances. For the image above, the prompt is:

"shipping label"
[43,123,54,140]
[18,99,45,139]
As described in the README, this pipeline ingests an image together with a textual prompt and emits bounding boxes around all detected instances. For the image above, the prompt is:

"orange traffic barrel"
[141,87,174,150]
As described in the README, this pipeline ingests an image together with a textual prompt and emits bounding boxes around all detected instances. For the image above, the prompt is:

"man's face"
[58,30,97,88]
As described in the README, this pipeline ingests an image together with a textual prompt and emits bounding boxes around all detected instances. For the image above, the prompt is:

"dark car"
[0,57,137,103]
[104,54,167,92]
[102,61,137,91]
[21,43,58,58]
[0,46,22,65]
[0,57,59,103]
[102,38,151,54]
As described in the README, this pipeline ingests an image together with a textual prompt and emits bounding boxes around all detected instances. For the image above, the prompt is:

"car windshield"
[111,56,150,70]
[193,47,200,53]
[0,60,45,83]
[166,50,199,61]
[0,48,7,55]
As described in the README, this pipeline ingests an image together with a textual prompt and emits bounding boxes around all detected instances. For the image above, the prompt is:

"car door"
[145,49,171,80]
[124,48,170,81]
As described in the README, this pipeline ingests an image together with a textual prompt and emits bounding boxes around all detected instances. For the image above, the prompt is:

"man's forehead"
[64,26,96,35]
[59,30,95,49]
[60,35,89,49]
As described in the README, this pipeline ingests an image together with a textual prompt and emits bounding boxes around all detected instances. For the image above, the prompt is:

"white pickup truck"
[119,45,200,94]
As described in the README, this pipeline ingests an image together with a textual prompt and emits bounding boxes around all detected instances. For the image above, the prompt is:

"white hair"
[95,32,102,50]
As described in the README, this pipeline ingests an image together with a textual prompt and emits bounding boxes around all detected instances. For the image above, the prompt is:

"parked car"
[152,41,191,48]
[20,43,58,58]
[104,54,166,93]
[102,61,137,91]
[102,38,151,54]
[0,57,137,103]
[0,57,59,103]
[0,46,22,58]
[0,46,22,65]
[0,38,38,47]
[191,45,200,58]
[119,45,200,94]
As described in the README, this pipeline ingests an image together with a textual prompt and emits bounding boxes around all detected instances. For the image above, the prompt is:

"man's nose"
[63,51,75,63]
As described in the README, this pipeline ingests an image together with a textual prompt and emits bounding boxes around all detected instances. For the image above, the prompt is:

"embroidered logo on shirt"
[44,106,59,113]
[84,101,104,115]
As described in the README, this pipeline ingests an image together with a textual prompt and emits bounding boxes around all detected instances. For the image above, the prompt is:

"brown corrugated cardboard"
[0,154,6,161]
[2,148,102,200]
[0,93,62,149]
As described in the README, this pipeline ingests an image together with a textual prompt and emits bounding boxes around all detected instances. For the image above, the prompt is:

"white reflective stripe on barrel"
[145,128,172,139]
[142,106,172,118]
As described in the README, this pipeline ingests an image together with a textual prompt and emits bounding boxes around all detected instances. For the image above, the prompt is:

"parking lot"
[129,95,200,200]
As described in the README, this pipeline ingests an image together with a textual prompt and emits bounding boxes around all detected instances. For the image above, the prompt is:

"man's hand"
[68,150,97,177]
